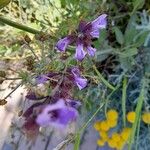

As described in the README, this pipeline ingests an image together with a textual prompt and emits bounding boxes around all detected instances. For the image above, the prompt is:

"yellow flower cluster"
[94,110,150,149]
[94,109,118,132]
[94,109,133,150]
[96,127,132,149]
[107,127,131,150]
[142,112,150,124]
[127,111,150,124]
[94,109,119,147]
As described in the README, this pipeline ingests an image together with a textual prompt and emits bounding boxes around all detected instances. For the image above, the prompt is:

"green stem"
[128,78,145,150]
[122,76,127,127]
[0,16,41,34]
[93,64,115,90]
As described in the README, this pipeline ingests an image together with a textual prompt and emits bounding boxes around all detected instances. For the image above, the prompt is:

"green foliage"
[0,0,150,150]
[0,0,11,9]
[114,26,124,45]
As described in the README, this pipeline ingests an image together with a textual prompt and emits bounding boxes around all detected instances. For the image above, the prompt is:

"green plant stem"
[72,103,104,149]
[92,64,115,90]
[122,77,127,127]
[104,85,120,116]
[128,78,145,150]
[73,133,80,150]
[79,103,104,133]
[135,117,141,150]
[0,16,41,34]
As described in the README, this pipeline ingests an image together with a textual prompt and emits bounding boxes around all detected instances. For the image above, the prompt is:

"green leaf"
[120,48,138,58]
[132,0,145,12]
[124,15,138,45]
[119,57,134,71]
[114,27,124,45]
[0,0,11,9]
[134,31,149,47]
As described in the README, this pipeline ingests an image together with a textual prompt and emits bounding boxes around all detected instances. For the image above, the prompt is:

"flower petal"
[75,77,87,90]
[71,67,88,90]
[55,36,72,51]
[66,99,81,109]
[91,14,107,30]
[86,46,96,57]
[71,67,80,77]
[75,43,87,61]
[90,29,100,38]
[78,20,88,32]
[36,74,48,84]
[36,99,78,128]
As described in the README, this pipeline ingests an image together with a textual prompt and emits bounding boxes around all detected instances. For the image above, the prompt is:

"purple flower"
[91,14,107,31]
[35,73,58,84]
[86,46,96,57]
[36,74,49,84]
[56,14,107,61]
[56,36,73,51]
[66,99,81,109]
[71,67,87,90]
[75,43,87,61]
[36,99,78,128]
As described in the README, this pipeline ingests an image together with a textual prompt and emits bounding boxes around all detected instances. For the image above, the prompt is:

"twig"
[23,41,40,61]
[3,77,22,80]
[44,131,53,150]
[50,65,67,97]
[52,136,73,150]
[2,82,22,100]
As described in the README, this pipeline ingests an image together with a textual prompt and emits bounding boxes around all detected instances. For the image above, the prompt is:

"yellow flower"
[108,138,117,148]
[142,112,150,124]
[99,131,108,141]
[116,138,125,150]
[94,121,101,131]
[106,109,118,121]
[111,132,121,142]
[121,127,131,141]
[100,120,110,131]
[107,119,117,128]
[97,139,105,147]
[127,111,136,123]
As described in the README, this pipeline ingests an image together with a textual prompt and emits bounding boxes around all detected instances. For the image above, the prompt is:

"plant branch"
[3,82,22,100]
[0,16,41,34]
